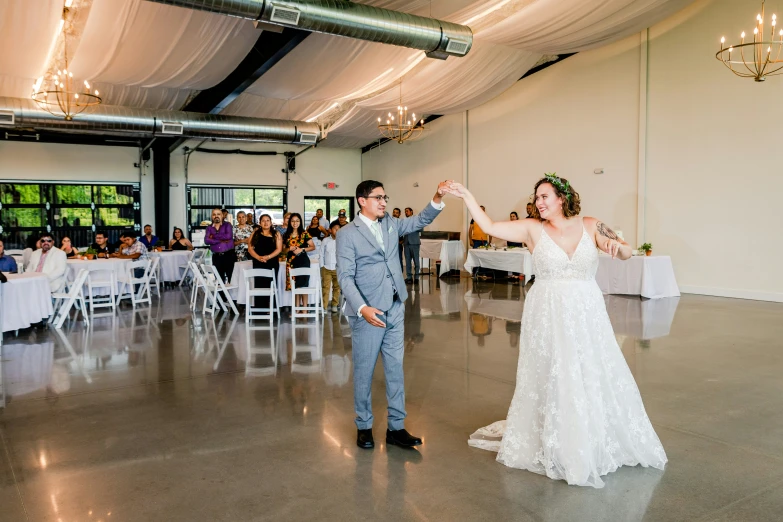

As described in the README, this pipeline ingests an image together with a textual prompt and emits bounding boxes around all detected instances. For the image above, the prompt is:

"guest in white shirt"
[316,208,330,231]
[27,233,68,292]
[320,221,341,313]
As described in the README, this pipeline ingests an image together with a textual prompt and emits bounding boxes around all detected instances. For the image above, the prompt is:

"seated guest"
[91,231,114,258]
[61,236,79,258]
[169,227,193,251]
[28,233,68,292]
[139,224,160,251]
[0,237,19,272]
[112,233,148,260]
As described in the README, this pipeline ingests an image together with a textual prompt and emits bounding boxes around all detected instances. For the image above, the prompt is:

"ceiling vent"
[270,6,301,25]
[0,111,14,126]
[160,121,184,135]
[298,132,318,144]
[446,39,470,55]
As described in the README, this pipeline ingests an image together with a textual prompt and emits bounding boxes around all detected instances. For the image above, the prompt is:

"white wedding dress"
[468,222,667,488]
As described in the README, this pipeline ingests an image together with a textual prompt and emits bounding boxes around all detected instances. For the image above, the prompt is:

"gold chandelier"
[31,2,101,120]
[716,0,783,82]
[377,83,426,144]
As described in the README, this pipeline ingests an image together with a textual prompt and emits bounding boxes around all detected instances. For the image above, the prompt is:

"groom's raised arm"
[336,230,366,313]
[396,181,450,237]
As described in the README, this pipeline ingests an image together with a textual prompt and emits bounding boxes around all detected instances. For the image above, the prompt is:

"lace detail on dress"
[468,221,667,488]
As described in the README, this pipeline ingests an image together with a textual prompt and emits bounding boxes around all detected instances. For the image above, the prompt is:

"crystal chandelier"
[716,0,783,82]
[31,3,101,120]
[377,83,426,144]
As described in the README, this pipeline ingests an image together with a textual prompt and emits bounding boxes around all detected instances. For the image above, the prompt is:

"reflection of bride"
[448,176,666,488]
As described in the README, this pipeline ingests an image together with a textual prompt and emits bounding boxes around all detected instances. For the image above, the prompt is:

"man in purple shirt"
[204,207,235,282]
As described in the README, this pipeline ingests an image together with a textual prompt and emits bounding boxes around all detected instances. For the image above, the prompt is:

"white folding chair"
[200,264,239,316]
[85,266,117,312]
[189,261,212,311]
[178,249,205,286]
[50,269,91,329]
[244,268,281,321]
[116,259,152,307]
[147,255,161,296]
[290,267,321,320]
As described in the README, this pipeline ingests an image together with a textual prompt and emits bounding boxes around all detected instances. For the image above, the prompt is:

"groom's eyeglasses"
[365,195,390,203]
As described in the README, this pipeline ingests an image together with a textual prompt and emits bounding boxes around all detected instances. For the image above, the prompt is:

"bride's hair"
[531,175,581,219]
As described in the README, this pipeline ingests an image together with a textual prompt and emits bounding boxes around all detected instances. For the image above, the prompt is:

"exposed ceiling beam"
[2,130,141,148]
[168,27,311,152]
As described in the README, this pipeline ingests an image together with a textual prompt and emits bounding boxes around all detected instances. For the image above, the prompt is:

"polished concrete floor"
[1,277,782,521]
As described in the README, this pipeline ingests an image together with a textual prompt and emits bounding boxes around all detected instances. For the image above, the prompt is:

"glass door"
[304,196,354,225]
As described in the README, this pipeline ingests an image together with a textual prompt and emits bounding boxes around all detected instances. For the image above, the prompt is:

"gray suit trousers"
[348,298,406,430]
[405,244,420,279]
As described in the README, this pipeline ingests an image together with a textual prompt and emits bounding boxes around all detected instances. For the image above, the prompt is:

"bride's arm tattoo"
[596,222,619,240]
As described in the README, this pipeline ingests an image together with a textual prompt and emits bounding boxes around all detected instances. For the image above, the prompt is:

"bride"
[448,175,667,489]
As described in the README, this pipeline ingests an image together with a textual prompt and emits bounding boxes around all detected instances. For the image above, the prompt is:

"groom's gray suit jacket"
[337,204,441,316]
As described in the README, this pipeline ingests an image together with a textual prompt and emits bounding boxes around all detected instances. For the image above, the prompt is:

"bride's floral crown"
[544,172,572,200]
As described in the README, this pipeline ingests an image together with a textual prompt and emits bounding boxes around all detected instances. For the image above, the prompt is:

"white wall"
[169,141,361,232]
[361,113,465,231]
[645,0,783,301]
[0,141,155,227]
[361,0,783,302]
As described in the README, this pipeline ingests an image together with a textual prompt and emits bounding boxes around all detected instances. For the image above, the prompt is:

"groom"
[337,179,450,449]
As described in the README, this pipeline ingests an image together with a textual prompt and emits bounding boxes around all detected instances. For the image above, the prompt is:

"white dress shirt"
[320,236,337,270]
[355,199,445,314]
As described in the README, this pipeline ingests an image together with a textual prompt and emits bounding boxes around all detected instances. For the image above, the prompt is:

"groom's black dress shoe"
[357,429,375,449]
[386,429,422,447]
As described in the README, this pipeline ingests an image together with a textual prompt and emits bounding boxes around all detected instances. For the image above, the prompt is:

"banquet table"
[418,239,466,276]
[151,251,191,282]
[1,273,54,332]
[66,258,131,295]
[595,255,680,299]
[464,248,534,282]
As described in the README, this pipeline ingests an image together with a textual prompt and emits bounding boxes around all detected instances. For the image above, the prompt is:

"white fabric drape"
[0,0,694,141]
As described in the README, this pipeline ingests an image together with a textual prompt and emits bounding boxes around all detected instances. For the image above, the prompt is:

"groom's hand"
[434,180,455,203]
[361,306,386,327]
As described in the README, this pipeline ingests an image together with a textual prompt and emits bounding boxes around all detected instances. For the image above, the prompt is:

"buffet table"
[595,255,680,299]
[464,248,534,282]
[1,273,54,332]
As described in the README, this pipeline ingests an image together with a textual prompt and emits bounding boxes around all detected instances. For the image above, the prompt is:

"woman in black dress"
[169,227,193,251]
[306,215,326,240]
[247,214,282,308]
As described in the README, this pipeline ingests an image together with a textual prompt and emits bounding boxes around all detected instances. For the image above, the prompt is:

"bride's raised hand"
[447,181,470,199]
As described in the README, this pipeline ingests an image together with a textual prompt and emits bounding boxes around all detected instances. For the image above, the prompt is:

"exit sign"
[326,182,336,190]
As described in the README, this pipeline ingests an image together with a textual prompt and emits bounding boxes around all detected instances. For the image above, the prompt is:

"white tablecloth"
[229,256,321,307]
[464,248,534,281]
[418,240,466,276]
[151,251,191,282]
[1,273,54,332]
[595,255,680,299]
[67,258,131,296]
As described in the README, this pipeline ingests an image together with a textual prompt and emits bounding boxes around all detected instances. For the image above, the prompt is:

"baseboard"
[679,285,783,303]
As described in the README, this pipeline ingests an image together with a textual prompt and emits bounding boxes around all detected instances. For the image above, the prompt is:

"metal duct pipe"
[146,0,473,59]
[0,97,321,144]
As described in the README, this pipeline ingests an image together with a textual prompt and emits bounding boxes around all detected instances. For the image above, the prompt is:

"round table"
[151,251,191,282]
[1,273,54,332]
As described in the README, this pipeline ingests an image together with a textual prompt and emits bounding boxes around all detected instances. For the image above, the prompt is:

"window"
[0,182,140,249]
[304,197,354,226]
[187,185,287,245]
